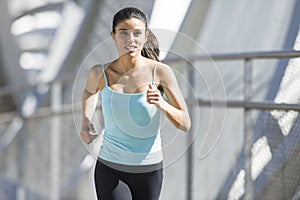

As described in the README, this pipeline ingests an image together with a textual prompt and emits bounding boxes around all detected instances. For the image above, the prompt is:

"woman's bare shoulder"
[156,62,173,75]
[88,62,112,77]
[86,63,109,92]
[88,64,102,77]
[143,58,170,71]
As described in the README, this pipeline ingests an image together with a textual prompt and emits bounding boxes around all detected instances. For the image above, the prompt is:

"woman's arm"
[80,65,102,144]
[146,63,191,132]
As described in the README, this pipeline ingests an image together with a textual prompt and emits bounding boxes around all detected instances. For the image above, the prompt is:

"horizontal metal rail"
[193,99,300,111]
[1,98,299,123]
[165,50,300,62]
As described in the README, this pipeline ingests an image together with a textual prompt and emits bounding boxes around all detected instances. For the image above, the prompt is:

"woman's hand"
[80,118,97,144]
[146,84,166,110]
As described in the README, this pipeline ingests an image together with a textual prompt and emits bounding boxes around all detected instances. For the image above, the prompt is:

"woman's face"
[112,18,148,57]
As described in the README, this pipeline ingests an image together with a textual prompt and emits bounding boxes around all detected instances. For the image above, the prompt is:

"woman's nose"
[128,32,135,41]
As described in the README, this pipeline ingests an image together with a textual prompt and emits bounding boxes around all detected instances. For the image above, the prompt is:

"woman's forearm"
[160,101,191,132]
[81,89,99,124]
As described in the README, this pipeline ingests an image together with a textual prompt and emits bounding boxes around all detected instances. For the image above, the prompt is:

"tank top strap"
[101,64,108,85]
[152,63,158,86]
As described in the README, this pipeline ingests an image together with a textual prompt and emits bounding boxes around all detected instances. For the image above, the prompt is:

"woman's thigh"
[125,168,163,200]
[94,161,132,200]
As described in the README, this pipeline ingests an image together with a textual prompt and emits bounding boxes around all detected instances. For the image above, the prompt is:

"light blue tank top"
[99,64,163,166]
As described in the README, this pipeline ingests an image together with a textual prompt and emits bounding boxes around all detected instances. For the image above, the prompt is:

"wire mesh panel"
[0,113,91,200]
[223,110,300,200]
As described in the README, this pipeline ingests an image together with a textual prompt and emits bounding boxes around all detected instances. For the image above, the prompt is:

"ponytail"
[142,29,160,61]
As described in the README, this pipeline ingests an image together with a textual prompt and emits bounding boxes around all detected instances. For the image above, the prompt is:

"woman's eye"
[120,31,128,35]
[134,31,142,36]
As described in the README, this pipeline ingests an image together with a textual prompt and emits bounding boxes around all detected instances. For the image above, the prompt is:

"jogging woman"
[80,7,191,200]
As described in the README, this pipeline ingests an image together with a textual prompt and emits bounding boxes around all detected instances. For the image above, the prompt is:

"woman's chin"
[123,50,139,57]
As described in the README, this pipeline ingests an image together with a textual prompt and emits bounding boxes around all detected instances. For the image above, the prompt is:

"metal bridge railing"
[165,49,300,200]
[1,50,300,200]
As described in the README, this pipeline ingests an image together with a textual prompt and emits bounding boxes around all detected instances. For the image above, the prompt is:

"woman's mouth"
[125,45,137,51]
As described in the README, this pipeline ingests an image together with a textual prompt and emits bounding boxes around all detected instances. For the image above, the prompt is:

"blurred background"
[1,0,300,199]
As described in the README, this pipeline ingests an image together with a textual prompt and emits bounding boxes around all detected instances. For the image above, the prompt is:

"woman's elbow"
[178,117,191,132]
[181,121,191,132]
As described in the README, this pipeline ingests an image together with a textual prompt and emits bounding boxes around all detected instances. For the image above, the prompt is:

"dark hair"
[112,7,160,61]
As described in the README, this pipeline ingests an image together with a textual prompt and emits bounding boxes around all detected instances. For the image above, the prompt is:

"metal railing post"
[243,58,254,200]
[186,65,195,200]
[50,81,62,200]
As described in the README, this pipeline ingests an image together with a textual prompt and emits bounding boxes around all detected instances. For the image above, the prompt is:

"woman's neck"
[117,55,144,72]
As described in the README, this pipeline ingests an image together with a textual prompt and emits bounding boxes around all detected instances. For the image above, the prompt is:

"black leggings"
[94,160,163,200]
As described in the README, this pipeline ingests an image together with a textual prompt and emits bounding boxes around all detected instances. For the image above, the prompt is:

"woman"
[80,7,191,200]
